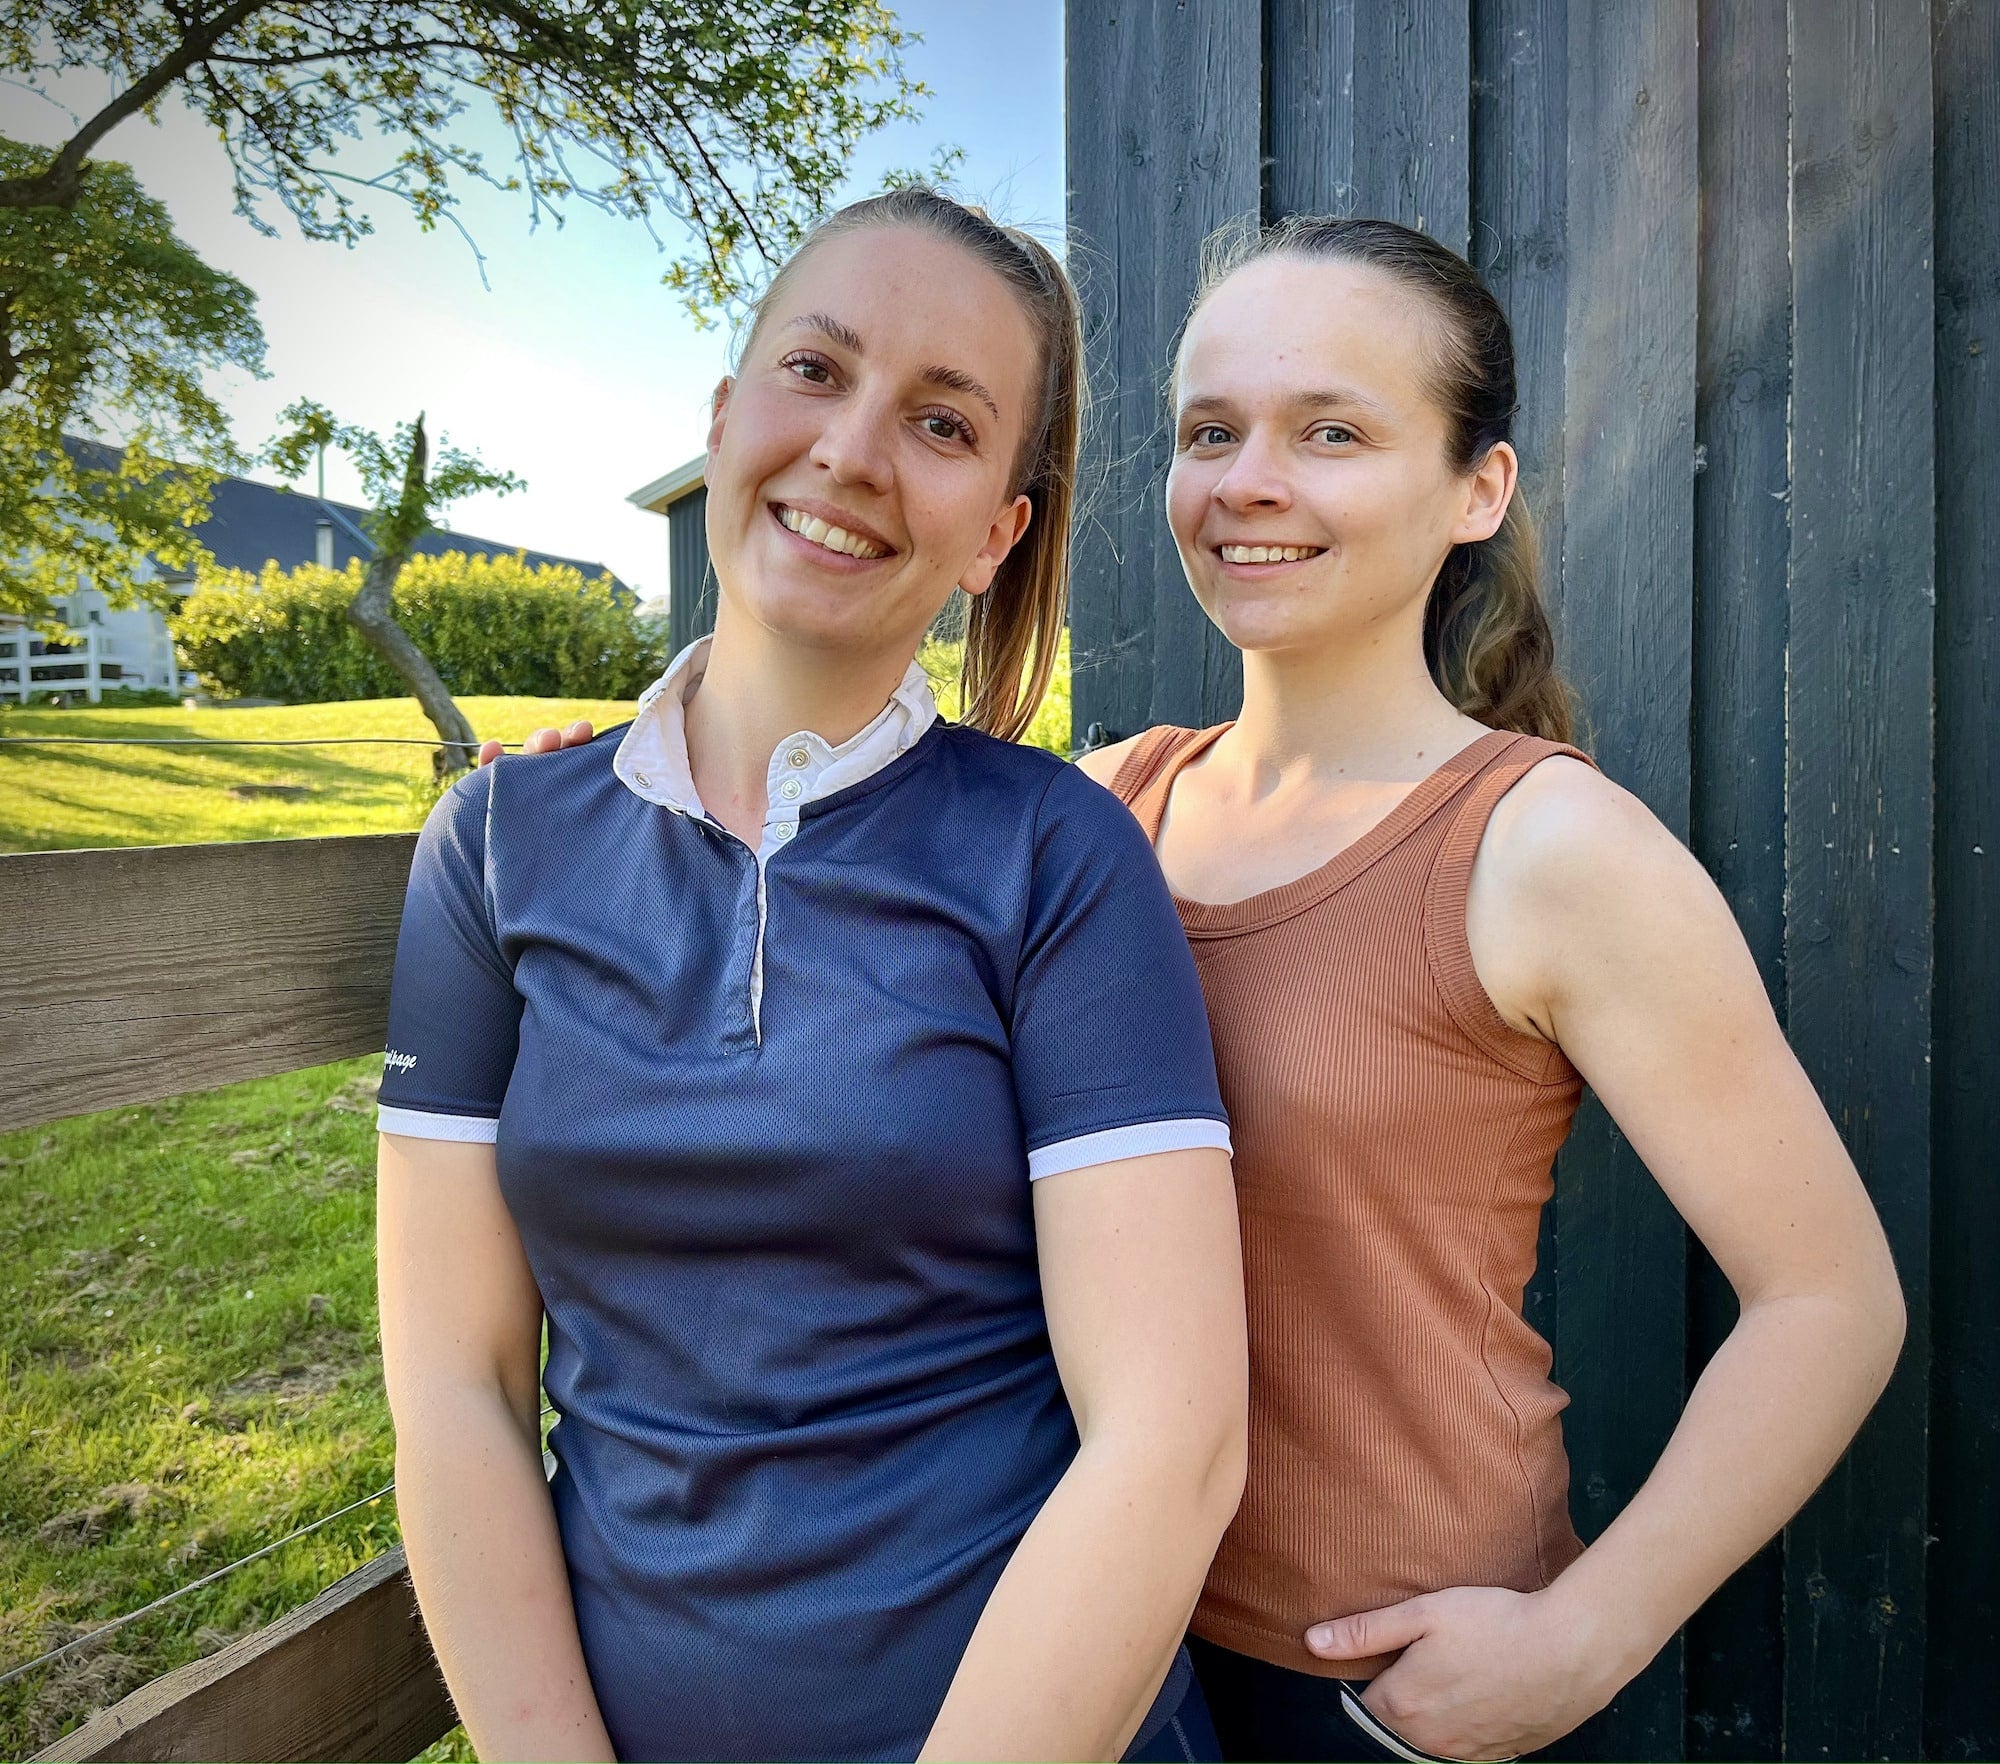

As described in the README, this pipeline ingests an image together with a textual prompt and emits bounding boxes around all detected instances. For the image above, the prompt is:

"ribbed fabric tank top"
[1112,724,1591,1678]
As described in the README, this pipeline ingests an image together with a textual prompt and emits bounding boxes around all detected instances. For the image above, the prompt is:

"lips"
[1218,543,1325,564]
[772,502,893,561]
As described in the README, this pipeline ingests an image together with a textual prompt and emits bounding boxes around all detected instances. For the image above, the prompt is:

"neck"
[1228,606,1476,780]
[685,600,917,830]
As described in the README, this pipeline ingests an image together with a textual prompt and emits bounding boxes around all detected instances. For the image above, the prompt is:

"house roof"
[64,437,631,595]
[627,455,708,514]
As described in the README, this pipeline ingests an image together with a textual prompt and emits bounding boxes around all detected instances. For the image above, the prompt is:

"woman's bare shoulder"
[1072,730,1153,789]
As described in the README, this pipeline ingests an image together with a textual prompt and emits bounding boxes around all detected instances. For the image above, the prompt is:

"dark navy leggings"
[1188,1634,1499,1763]
[1123,1667,1225,1761]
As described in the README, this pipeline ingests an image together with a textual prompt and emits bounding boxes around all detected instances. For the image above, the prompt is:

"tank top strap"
[1422,732,1595,1084]
[1106,723,1232,840]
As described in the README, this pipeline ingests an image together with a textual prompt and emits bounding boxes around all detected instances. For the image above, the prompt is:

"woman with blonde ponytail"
[1077,216,1902,1762]
[381,189,1243,1763]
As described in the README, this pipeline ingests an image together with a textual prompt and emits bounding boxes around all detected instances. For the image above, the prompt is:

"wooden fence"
[2,836,453,1762]
[1065,1,1996,1759]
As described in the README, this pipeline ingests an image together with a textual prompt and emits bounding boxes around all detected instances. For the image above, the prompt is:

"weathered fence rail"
[2,837,450,1762]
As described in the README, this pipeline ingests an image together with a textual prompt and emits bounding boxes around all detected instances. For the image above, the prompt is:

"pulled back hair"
[739,187,1083,744]
[1186,214,1576,743]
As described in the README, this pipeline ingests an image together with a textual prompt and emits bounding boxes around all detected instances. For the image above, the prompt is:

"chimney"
[315,520,335,569]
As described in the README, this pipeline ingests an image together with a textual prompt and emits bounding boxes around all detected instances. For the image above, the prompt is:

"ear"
[703,376,735,464]
[1451,439,1517,546]
[960,493,1035,598]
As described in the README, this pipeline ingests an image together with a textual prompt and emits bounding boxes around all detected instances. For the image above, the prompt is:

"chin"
[1193,584,1335,655]
[732,571,900,655]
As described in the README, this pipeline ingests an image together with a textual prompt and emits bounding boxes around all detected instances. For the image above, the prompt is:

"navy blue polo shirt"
[376,713,1230,1761]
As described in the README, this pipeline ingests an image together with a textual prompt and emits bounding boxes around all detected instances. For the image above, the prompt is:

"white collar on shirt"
[613,635,939,858]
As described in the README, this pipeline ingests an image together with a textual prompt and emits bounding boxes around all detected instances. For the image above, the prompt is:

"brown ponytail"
[741,188,1083,744]
[1186,214,1577,742]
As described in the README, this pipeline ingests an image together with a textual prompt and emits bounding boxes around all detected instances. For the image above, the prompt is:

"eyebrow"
[1180,385,1395,423]
[918,363,1001,423]
[783,312,1001,424]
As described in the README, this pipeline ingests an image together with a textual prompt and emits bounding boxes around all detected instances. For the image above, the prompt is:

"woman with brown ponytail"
[1070,216,1904,1761]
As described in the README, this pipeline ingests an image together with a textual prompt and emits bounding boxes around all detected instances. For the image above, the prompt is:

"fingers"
[480,724,591,766]
[1306,1596,1433,1661]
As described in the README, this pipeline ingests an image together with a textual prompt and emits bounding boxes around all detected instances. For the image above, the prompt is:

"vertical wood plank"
[1685,0,1792,1754]
[1924,0,1998,1756]
[1783,1,1935,1756]
[1471,0,1571,1565]
[670,488,715,647]
[1067,0,1261,739]
[1548,2,1699,1756]
[1266,0,1471,253]
[1471,0,1569,722]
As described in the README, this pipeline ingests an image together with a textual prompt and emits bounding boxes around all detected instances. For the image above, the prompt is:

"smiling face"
[1167,253,1513,659]
[702,224,1038,662]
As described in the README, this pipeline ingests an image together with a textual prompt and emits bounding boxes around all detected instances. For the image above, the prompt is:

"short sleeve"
[375,766,521,1142]
[1011,764,1230,1180]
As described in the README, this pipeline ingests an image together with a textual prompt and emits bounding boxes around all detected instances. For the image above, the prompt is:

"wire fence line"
[0,1481,396,1691]
[1,1407,558,1691]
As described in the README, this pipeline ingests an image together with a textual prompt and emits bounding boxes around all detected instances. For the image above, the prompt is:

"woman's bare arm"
[1309,760,1904,1759]
[378,1132,616,1762]
[920,1147,1247,1762]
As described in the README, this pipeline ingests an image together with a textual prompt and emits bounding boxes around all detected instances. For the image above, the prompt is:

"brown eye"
[783,353,833,384]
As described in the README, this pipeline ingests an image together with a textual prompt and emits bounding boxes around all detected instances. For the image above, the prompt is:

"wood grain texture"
[1266,0,1472,252]
[667,487,715,649]
[32,1550,453,1763]
[1546,1,1699,1755]
[1066,0,1261,739]
[1683,0,1793,1752]
[1924,0,1998,1756]
[1784,1,1936,1755]
[1471,0,1569,1375]
[0,836,414,1132]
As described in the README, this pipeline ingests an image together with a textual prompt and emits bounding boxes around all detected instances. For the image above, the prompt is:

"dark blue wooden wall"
[1064,2,1997,1758]
[667,487,715,650]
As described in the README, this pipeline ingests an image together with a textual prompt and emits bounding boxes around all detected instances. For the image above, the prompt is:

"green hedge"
[173,553,670,702]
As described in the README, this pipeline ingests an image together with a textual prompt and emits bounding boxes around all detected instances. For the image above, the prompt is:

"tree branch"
[0,0,272,210]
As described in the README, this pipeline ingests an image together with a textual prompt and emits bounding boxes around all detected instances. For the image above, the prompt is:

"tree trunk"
[347,550,478,779]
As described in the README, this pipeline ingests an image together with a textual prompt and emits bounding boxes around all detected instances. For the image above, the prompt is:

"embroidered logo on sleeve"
[385,1050,418,1074]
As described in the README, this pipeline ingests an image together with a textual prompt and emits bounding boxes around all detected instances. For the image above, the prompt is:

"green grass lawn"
[0,1058,410,1756]
[2,662,1072,1755]
[0,695,642,853]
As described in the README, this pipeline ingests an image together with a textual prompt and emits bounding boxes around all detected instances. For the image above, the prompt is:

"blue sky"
[9,4,1064,602]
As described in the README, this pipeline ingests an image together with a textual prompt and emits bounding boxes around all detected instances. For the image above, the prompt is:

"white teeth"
[1220,543,1322,564]
[779,506,886,559]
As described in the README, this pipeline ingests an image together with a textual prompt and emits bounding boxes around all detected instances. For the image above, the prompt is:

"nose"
[808,388,896,494]
[1210,428,1294,516]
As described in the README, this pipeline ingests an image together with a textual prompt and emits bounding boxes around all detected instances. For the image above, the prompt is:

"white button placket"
[747,739,826,1043]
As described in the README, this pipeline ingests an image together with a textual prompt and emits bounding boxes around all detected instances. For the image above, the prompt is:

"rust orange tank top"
[1111,724,1591,1678]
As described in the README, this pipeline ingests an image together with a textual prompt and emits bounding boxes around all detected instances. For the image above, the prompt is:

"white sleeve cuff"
[376,1105,500,1143]
[1027,1117,1232,1182]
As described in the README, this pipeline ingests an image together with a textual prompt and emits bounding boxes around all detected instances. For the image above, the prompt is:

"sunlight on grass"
[0,696,640,853]
[0,1058,399,1755]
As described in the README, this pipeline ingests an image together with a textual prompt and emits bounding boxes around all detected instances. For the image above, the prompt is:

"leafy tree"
[0,141,262,621]
[266,398,520,775]
[0,0,926,622]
